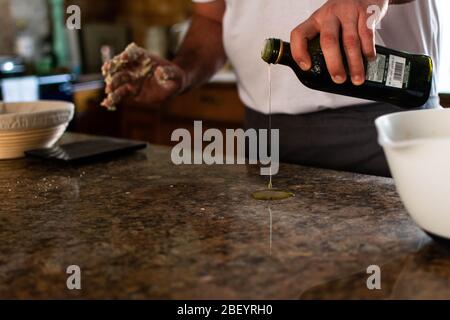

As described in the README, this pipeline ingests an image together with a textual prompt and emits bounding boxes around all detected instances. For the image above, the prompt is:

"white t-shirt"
[193,0,442,114]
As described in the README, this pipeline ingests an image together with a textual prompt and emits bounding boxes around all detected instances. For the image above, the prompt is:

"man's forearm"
[172,13,227,92]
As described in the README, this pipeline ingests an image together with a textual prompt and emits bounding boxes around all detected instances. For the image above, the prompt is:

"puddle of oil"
[252,189,294,201]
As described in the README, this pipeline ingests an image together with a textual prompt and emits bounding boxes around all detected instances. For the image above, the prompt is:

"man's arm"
[174,1,227,92]
[105,1,226,108]
[291,0,415,86]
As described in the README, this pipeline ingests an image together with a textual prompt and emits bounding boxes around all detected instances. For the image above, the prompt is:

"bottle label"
[366,53,410,89]
[386,55,406,89]
[366,54,386,83]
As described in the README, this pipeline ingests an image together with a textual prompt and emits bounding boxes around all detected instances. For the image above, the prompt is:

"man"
[105,0,442,177]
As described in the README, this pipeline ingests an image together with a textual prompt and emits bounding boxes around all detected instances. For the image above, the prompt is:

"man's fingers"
[320,17,346,84]
[119,46,147,64]
[290,19,319,71]
[107,72,135,94]
[155,66,182,91]
[358,13,377,60]
[342,19,365,86]
[112,84,137,102]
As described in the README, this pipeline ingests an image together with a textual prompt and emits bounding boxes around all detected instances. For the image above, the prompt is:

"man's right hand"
[104,51,187,109]
[290,0,389,86]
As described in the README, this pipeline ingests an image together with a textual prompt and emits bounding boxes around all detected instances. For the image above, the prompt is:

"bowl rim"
[0,100,74,132]
[375,108,450,148]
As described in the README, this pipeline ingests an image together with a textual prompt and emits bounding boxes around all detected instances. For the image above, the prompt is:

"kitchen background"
[0,0,449,146]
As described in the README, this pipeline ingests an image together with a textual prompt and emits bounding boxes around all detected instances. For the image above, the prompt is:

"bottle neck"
[276,41,294,66]
[261,39,295,67]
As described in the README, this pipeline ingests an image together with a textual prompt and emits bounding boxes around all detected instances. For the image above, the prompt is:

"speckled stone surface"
[0,133,449,299]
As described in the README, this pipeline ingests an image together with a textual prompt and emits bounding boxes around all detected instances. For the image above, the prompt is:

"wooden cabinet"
[166,83,245,124]
[440,94,450,108]
[118,107,163,143]
[116,0,192,46]
[65,0,120,23]
[120,83,245,145]
[72,81,245,146]
[71,80,121,137]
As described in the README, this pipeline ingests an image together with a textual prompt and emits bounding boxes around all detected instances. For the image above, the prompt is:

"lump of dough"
[101,43,155,110]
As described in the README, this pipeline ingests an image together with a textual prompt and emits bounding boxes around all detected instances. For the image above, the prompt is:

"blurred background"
[0,0,242,146]
[0,0,448,146]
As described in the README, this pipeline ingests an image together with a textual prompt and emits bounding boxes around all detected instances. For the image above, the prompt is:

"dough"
[101,43,154,110]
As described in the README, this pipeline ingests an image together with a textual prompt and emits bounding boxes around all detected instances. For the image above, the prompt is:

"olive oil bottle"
[261,37,433,108]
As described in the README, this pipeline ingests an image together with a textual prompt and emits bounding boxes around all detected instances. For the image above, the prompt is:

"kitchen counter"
[1,133,449,299]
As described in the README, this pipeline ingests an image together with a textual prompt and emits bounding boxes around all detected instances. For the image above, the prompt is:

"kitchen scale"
[25,137,147,163]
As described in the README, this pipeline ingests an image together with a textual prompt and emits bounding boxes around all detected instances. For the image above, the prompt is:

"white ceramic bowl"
[0,101,74,159]
[376,108,450,241]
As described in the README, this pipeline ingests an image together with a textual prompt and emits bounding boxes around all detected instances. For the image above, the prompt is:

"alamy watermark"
[367,5,384,30]
[66,265,82,290]
[66,5,81,30]
[64,4,382,31]
[366,265,381,290]
[171,121,279,176]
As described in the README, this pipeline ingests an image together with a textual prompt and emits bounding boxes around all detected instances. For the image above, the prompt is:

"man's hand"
[104,51,186,109]
[101,1,226,110]
[291,0,389,86]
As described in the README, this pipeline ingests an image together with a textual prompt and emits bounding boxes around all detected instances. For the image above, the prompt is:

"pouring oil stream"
[251,64,294,201]
[268,64,273,190]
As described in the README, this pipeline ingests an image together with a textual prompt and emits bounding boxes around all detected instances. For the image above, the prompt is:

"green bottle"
[261,37,433,108]
[50,0,70,69]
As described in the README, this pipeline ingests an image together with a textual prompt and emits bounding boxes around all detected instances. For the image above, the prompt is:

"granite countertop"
[1,133,449,299]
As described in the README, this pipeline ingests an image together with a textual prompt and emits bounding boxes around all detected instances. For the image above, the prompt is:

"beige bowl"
[0,101,74,160]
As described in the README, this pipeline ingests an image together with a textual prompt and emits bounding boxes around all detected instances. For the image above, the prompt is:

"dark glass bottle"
[261,37,433,108]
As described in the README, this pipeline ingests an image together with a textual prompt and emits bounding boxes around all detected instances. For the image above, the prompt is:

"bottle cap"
[261,38,281,64]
